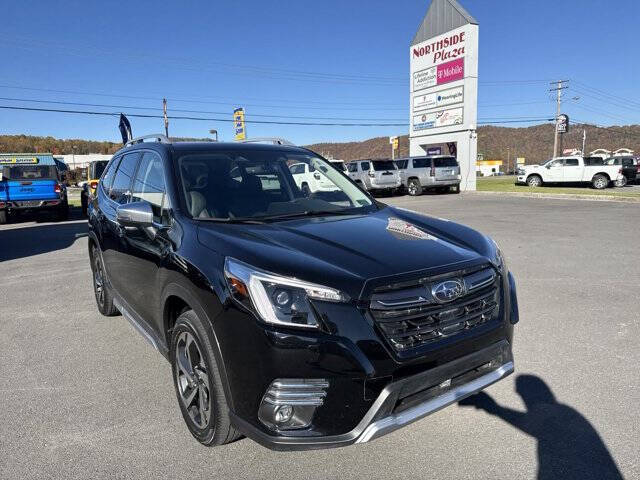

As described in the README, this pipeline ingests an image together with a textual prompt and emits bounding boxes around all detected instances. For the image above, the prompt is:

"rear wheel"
[407,179,422,196]
[453,184,461,194]
[90,244,118,316]
[592,174,608,190]
[301,183,311,197]
[526,175,542,187]
[171,310,240,446]
[0,210,6,225]
[56,201,69,221]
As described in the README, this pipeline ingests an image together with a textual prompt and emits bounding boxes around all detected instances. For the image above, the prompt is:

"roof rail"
[238,137,295,146]
[125,134,170,147]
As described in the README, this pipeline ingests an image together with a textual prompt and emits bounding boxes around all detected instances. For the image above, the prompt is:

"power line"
[0,103,553,127]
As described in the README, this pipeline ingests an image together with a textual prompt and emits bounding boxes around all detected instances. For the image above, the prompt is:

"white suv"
[346,159,401,195]
[289,162,339,195]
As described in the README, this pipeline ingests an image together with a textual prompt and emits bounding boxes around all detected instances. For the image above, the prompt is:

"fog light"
[274,404,293,423]
[258,378,329,431]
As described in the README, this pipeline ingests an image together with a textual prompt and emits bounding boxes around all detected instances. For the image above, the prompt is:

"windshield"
[372,160,396,171]
[177,150,374,221]
[1,165,58,181]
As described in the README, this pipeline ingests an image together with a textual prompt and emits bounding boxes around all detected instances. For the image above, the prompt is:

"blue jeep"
[0,154,69,224]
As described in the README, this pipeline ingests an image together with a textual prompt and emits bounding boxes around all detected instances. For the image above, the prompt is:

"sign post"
[389,136,399,159]
[409,0,478,191]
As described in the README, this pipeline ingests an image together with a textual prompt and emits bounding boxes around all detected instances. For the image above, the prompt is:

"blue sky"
[0,0,638,145]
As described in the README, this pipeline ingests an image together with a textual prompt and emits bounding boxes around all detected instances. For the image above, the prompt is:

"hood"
[197,206,493,299]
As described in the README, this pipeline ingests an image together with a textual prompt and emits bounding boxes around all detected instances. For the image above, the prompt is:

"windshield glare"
[1,165,58,180]
[178,150,373,220]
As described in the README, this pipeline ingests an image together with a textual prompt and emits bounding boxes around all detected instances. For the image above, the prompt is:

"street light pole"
[209,129,218,142]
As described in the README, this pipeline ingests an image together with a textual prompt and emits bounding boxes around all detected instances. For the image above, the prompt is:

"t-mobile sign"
[437,58,464,84]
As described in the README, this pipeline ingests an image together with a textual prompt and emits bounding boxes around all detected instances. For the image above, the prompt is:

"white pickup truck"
[516,156,624,189]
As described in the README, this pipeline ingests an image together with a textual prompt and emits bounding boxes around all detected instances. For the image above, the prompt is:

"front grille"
[369,266,500,352]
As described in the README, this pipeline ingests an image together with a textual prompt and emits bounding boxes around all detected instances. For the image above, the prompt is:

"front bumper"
[232,340,514,450]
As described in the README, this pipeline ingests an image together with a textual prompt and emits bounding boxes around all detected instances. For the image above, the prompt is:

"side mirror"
[116,201,154,228]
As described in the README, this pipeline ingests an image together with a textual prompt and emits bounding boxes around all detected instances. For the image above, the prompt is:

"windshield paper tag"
[387,217,436,241]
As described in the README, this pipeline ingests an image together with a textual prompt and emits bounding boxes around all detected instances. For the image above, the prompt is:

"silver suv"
[395,156,461,195]
[346,159,401,195]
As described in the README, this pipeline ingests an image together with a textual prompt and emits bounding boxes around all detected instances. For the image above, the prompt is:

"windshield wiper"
[197,217,266,225]
[256,209,360,221]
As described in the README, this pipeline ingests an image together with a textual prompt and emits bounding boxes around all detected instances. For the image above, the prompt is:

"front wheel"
[526,175,542,187]
[453,184,461,194]
[171,310,240,446]
[90,244,118,316]
[592,174,608,190]
[0,210,6,225]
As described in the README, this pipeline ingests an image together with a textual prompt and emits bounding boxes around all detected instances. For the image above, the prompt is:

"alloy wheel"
[175,331,212,429]
[92,248,105,308]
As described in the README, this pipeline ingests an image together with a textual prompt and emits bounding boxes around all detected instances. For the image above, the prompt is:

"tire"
[592,174,608,190]
[301,183,311,197]
[453,184,461,194]
[614,176,627,188]
[56,202,69,221]
[171,310,240,446]
[0,210,6,225]
[407,179,422,196]
[90,244,119,316]
[526,175,542,187]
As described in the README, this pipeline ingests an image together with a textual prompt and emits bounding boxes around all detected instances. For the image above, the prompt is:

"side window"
[346,163,357,173]
[289,164,304,175]
[621,158,633,166]
[100,156,121,194]
[131,152,168,221]
[109,153,139,205]
[361,161,370,171]
[565,159,579,166]
[549,159,563,167]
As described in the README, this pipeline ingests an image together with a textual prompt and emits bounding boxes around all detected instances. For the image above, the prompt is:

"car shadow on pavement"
[459,375,623,480]
[0,218,87,262]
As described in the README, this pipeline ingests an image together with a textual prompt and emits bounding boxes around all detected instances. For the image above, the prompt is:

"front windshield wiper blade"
[196,217,266,224]
[256,209,361,221]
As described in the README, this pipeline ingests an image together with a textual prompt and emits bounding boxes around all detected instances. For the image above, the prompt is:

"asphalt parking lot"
[0,195,637,480]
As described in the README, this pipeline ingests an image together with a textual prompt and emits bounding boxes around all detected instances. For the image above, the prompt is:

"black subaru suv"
[88,136,518,450]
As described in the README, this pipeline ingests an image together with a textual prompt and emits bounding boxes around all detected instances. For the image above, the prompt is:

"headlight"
[488,237,506,272]
[224,257,349,329]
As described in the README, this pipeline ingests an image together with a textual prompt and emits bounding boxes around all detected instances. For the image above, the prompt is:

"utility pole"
[163,98,169,137]
[550,80,569,158]
[582,129,586,155]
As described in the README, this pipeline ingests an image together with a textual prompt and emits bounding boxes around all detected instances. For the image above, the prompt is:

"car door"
[544,159,564,182]
[119,150,172,330]
[562,158,581,182]
[99,151,142,304]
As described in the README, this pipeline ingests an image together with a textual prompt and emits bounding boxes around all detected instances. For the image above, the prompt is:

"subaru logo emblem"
[431,280,465,303]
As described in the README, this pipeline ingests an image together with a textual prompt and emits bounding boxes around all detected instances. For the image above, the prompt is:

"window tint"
[109,153,139,204]
[565,159,579,166]
[394,159,407,169]
[621,158,633,166]
[412,158,430,168]
[433,157,458,167]
[131,152,168,220]
[360,161,370,171]
[346,163,357,172]
[100,156,120,193]
[372,160,396,171]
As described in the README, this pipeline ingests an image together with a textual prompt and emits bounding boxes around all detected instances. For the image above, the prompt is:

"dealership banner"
[0,156,38,164]
[234,107,246,141]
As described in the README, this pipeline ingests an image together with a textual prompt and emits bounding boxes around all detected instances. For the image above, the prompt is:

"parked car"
[395,156,461,195]
[602,156,639,186]
[288,162,339,195]
[346,159,401,195]
[0,154,68,224]
[88,136,518,450]
[81,160,111,216]
[330,159,346,172]
[516,156,624,189]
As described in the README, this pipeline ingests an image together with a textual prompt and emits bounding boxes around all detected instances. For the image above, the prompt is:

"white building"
[53,154,112,169]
